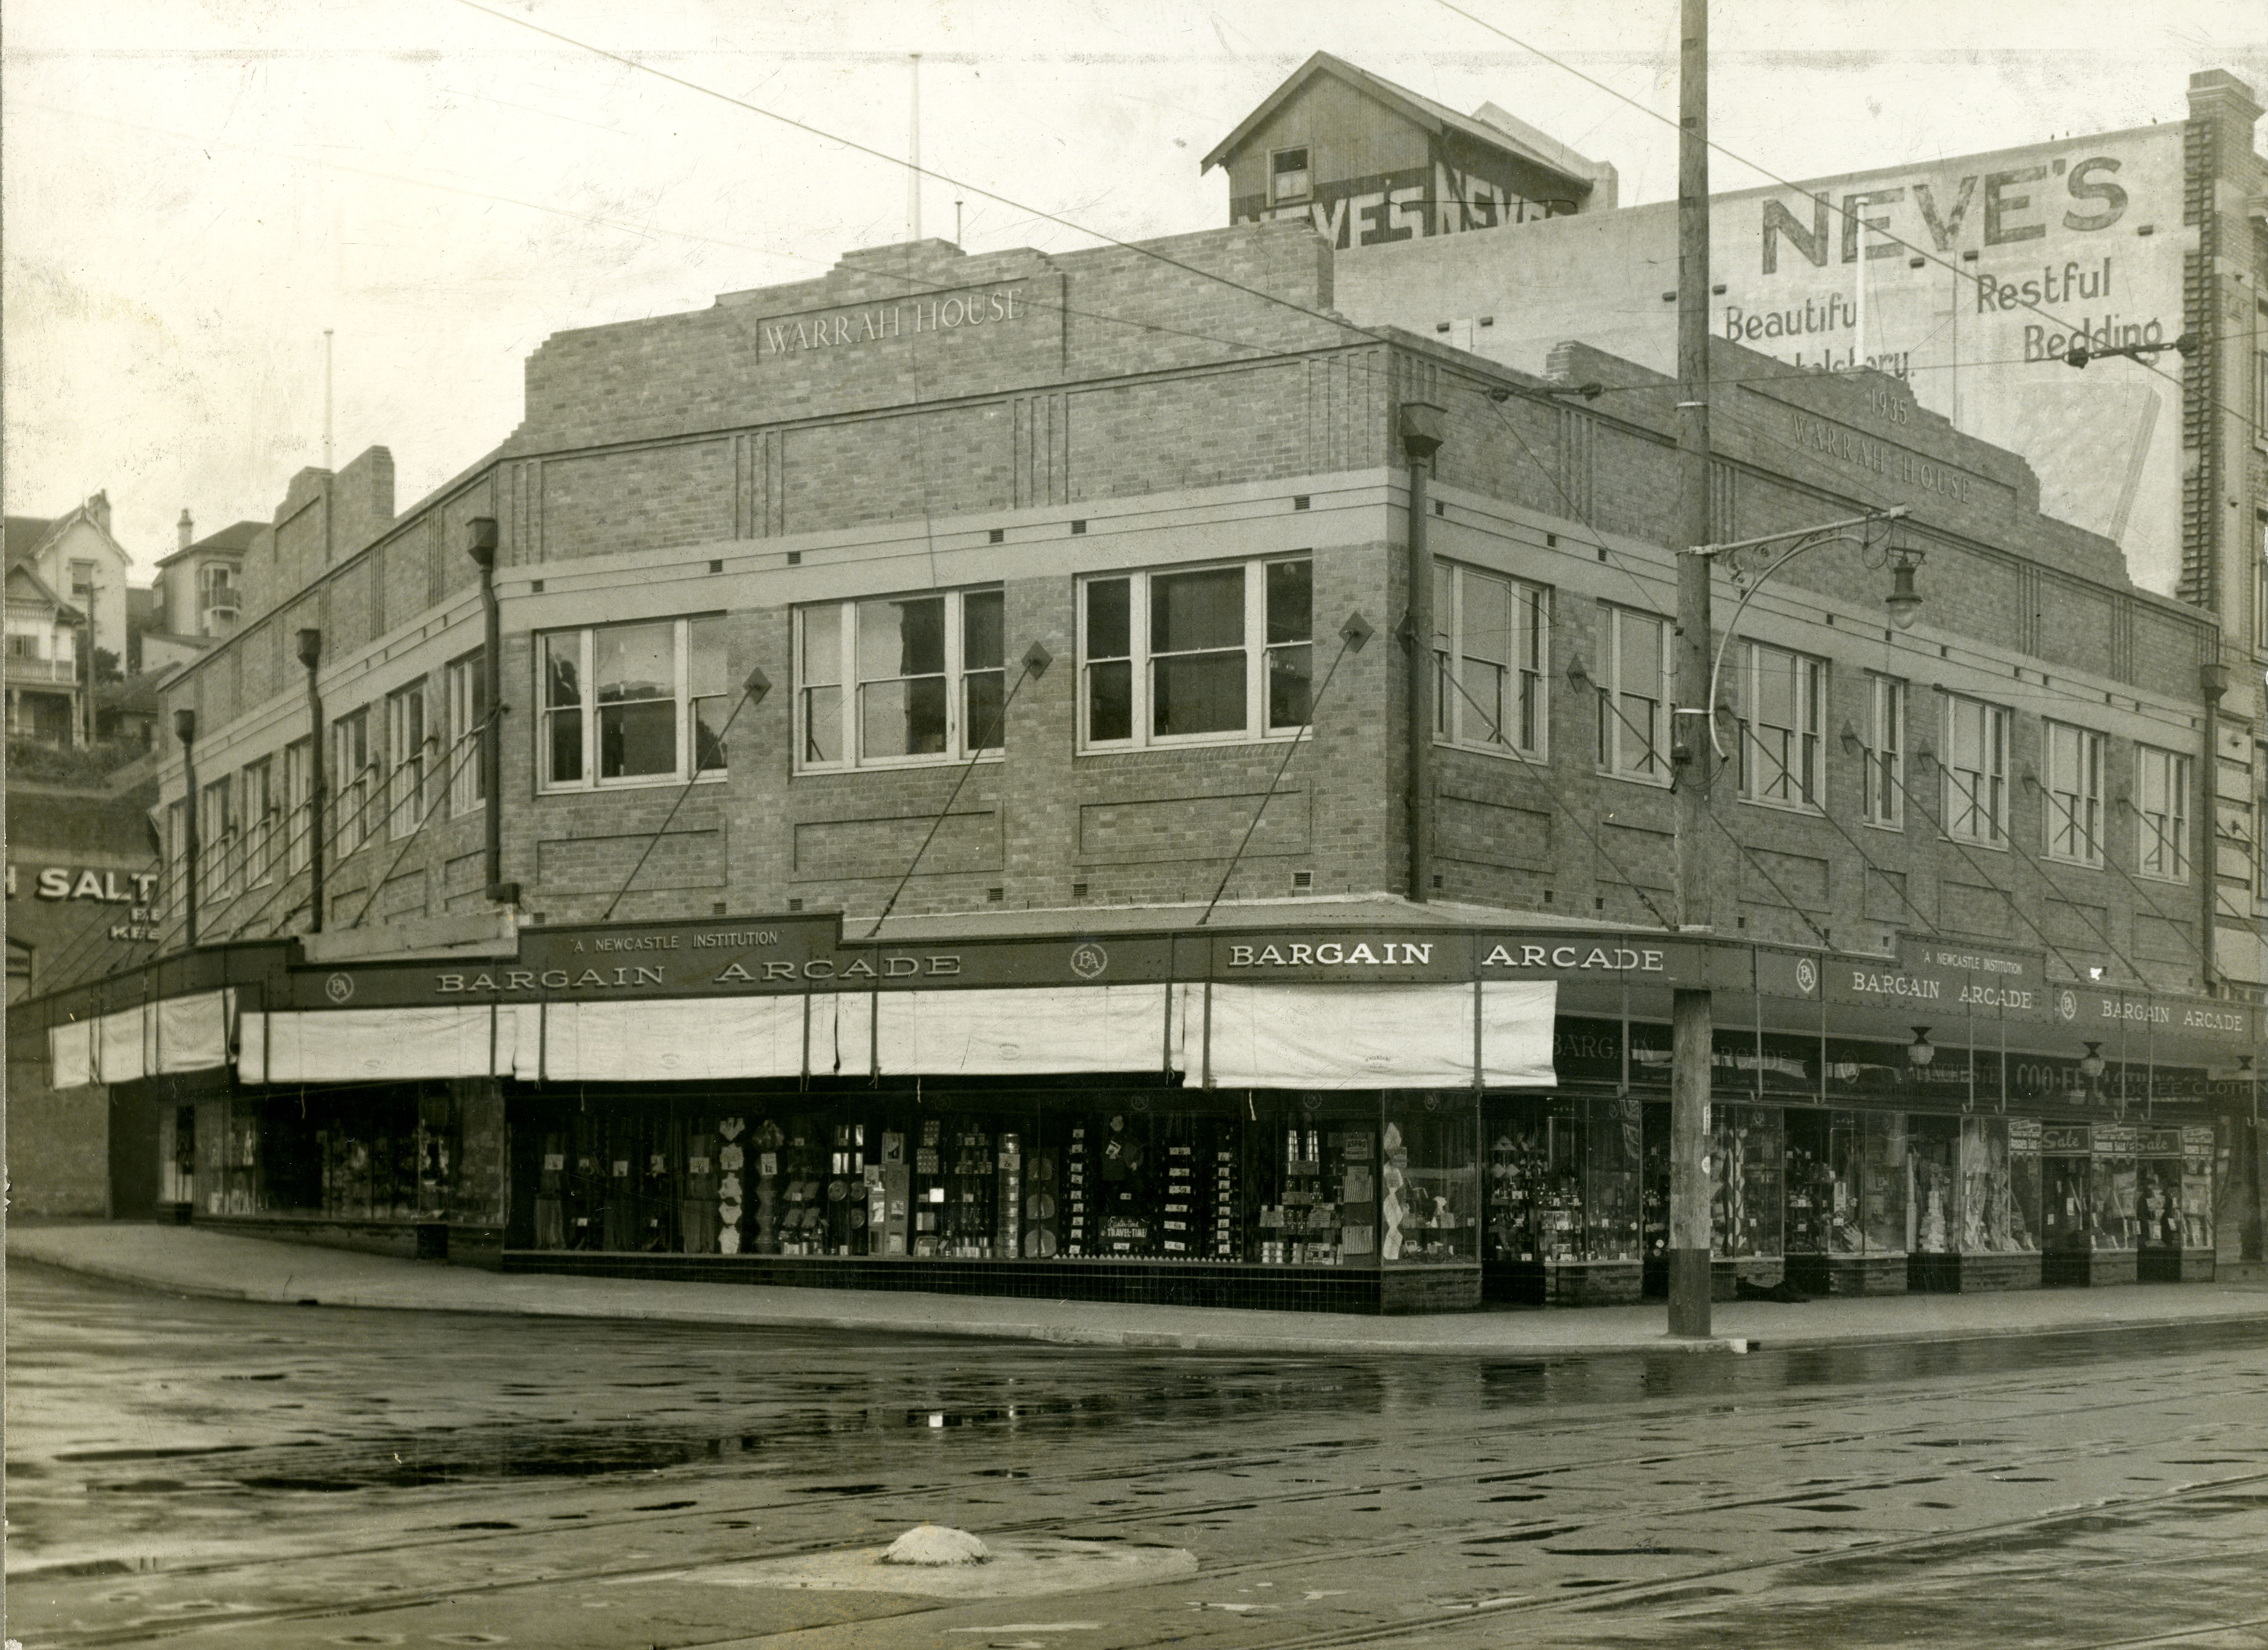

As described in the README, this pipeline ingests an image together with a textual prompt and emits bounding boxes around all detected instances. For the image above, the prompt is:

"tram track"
[21,1354,2265,1648]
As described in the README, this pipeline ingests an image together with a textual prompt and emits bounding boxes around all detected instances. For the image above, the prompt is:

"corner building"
[17,219,2261,1312]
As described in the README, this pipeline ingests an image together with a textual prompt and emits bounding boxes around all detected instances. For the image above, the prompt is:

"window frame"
[385,679,430,841]
[1268,144,1313,206]
[1941,694,2010,847]
[445,651,487,820]
[332,707,373,855]
[1735,640,1824,812]
[1863,674,1906,829]
[537,615,730,793]
[1076,557,1314,754]
[242,757,276,887]
[1595,605,1672,786]
[1431,561,1548,759]
[199,775,238,901]
[794,586,1007,773]
[283,738,312,876]
[2133,743,2191,883]
[2042,720,2105,867]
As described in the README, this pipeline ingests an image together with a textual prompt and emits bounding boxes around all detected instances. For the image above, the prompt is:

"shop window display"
[1907,1114,1958,1254]
[1709,1104,1782,1260]
[2179,1127,2215,1250]
[1254,1120,1374,1266]
[1859,1111,1909,1255]
[1382,1107,1477,1264]
[1958,1116,2033,1253]
[1783,1110,1835,1259]
[2008,1117,2045,1253]
[2135,1126,2185,1252]
[1484,1097,1637,1267]
[2090,1123,2139,1250]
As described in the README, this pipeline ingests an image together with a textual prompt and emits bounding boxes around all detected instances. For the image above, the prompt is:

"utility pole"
[1669,0,1715,1338]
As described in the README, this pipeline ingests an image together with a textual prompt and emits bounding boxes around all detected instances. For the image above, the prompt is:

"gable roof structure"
[5,559,85,622]
[4,501,135,576]
[1200,50,1606,190]
[152,520,263,572]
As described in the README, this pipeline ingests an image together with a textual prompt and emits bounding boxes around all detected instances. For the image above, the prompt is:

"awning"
[47,990,235,1088]
[215,980,1554,1089]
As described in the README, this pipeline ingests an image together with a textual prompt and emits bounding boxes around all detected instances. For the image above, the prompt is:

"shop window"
[386,679,429,840]
[2043,721,2104,865]
[242,757,275,887]
[797,587,1002,769]
[2133,743,2190,881]
[1485,1097,1641,1275]
[199,775,238,901]
[1710,1104,1783,1260]
[2090,1123,2139,1250]
[1379,1109,1478,1265]
[1736,642,1823,809]
[1863,676,1905,827]
[542,615,728,790]
[445,650,487,818]
[1959,1116,2034,1252]
[1079,558,1312,750]
[1858,1111,1909,1255]
[1269,145,1311,205]
[283,738,312,876]
[1432,561,1547,755]
[332,707,374,853]
[1942,694,2008,845]
[1595,605,1670,782]
[1908,1114,1958,1254]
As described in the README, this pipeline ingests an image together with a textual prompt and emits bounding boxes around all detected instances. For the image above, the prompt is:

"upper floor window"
[2134,744,2190,882]
[1736,642,1823,809]
[242,757,276,887]
[2043,721,2103,866]
[1596,606,1670,783]
[69,559,96,602]
[446,651,487,818]
[1269,146,1311,204]
[1433,562,1546,756]
[199,776,238,900]
[1943,695,2008,846]
[1863,675,1905,828]
[386,681,430,840]
[283,738,312,876]
[543,616,727,791]
[799,588,1002,770]
[1079,559,1311,750]
[332,708,374,854]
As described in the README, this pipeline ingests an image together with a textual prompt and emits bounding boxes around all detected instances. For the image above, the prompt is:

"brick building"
[12,216,2260,1309]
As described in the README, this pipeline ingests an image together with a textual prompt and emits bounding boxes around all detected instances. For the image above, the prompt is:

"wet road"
[8,1261,2268,1650]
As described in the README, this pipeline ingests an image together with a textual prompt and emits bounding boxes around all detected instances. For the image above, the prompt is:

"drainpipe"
[2199,659,2228,993]
[174,709,200,949]
[298,628,327,932]
[1399,401,1446,904]
[465,517,516,905]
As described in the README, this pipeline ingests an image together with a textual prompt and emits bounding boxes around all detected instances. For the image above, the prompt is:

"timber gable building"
[12,192,2262,1308]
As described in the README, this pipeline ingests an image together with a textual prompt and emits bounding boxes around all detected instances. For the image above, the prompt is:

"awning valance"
[47,990,235,1089]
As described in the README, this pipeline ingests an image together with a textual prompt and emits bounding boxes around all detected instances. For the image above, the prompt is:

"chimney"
[86,490,111,533]
[178,509,194,551]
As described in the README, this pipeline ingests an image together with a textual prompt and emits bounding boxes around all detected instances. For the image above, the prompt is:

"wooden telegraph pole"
[1669,0,1715,1338]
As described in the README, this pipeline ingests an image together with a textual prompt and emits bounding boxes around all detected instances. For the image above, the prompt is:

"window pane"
[595,622,674,704]
[693,696,729,773]
[1088,660,1132,741]
[1086,580,1130,660]
[860,596,945,680]
[599,699,676,778]
[861,677,949,757]
[962,589,1004,672]
[687,616,726,700]
[1267,643,1312,730]
[545,635,582,708]
[1152,567,1244,654]
[1265,560,1311,645]
[1462,657,1505,740]
[1619,614,1662,701]
[965,670,1005,751]
[1463,571,1514,666]
[801,605,842,686]
[1154,651,1246,736]
[548,710,584,784]
[1431,563,1453,650]
[802,686,841,763]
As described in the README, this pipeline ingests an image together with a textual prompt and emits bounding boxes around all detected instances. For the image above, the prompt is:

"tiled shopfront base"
[2138,1247,2217,1283]
[1485,1260,1642,1307]
[2044,1249,2143,1288]
[502,1251,1477,1315]
[1907,1251,2044,1293]
[1785,1254,1910,1298]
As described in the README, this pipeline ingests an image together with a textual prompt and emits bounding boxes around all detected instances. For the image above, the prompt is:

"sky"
[5,0,2264,580]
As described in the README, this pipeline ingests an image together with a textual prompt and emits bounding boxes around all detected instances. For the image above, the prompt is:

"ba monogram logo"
[2057,989,2078,1022]
[1069,943,1109,980]
[325,973,355,1004]
[1794,957,1818,995]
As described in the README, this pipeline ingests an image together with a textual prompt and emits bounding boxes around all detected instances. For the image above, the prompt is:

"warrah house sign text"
[758,287,1033,359]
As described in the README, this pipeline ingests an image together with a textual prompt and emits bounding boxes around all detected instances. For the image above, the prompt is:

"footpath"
[9,1219,2268,1359]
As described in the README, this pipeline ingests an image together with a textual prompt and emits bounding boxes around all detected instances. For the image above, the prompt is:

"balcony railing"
[4,657,78,684]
